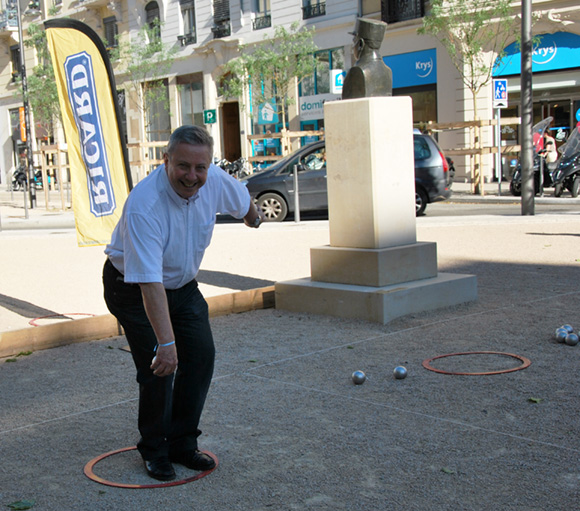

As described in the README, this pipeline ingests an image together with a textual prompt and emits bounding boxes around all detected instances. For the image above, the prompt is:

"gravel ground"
[1,211,580,509]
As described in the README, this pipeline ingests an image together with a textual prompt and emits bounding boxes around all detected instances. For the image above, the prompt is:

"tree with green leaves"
[110,19,177,133]
[219,22,318,133]
[22,22,61,137]
[419,0,518,193]
[419,0,517,120]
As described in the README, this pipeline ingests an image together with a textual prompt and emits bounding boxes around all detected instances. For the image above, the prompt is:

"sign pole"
[492,79,508,197]
[16,0,36,213]
[495,108,502,196]
[293,164,300,224]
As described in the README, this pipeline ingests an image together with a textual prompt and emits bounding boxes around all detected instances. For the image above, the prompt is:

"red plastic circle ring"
[84,446,218,489]
[422,351,531,376]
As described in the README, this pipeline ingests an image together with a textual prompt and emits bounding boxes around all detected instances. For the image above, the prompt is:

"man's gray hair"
[166,125,214,157]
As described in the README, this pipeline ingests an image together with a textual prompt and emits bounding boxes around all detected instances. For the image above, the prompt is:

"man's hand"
[150,343,178,377]
[244,203,265,228]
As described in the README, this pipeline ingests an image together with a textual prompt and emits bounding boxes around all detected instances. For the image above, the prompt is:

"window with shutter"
[104,16,118,48]
[145,1,161,40]
[178,0,196,45]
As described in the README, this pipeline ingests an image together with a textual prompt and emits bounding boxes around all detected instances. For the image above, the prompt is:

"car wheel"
[257,193,288,222]
[571,176,580,198]
[415,187,428,216]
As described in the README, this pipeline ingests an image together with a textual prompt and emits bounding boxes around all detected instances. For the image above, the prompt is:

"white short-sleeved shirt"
[105,163,251,289]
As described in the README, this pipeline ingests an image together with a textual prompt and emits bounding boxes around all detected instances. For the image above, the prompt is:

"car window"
[414,137,431,161]
[301,147,326,171]
[279,156,300,174]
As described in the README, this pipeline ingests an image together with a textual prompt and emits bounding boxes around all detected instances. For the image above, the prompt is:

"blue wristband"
[154,341,175,352]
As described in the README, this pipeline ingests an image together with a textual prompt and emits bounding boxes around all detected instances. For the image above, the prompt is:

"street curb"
[0,286,275,358]
[446,194,580,205]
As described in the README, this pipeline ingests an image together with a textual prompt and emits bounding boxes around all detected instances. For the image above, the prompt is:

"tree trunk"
[471,90,483,195]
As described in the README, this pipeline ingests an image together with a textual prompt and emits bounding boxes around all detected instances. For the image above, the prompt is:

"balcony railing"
[212,21,231,39]
[0,8,18,31]
[252,14,271,30]
[178,32,196,46]
[302,2,325,20]
[381,0,425,24]
[76,0,110,8]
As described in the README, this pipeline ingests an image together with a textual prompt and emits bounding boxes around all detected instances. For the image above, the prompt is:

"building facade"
[1,0,579,187]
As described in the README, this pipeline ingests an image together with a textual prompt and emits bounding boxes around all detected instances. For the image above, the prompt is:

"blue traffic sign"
[492,79,508,109]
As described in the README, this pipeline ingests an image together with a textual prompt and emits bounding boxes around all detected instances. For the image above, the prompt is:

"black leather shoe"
[170,449,216,471]
[144,457,176,481]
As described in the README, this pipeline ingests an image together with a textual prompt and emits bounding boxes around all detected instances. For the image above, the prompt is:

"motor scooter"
[216,157,251,179]
[509,117,555,196]
[11,166,27,191]
[551,124,580,197]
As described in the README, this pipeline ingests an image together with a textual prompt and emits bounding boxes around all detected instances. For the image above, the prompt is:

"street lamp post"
[15,0,37,213]
[520,0,534,215]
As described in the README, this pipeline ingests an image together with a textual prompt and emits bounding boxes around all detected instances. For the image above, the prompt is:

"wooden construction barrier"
[35,144,71,210]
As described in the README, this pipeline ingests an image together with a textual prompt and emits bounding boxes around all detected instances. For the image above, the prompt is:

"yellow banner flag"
[45,19,132,247]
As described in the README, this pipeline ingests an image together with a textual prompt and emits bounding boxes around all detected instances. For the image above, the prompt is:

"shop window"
[212,0,231,39]
[10,44,21,82]
[381,0,425,24]
[315,52,330,94]
[9,108,21,143]
[302,0,325,19]
[362,0,381,15]
[177,74,204,126]
[104,16,118,49]
[145,79,171,169]
[393,84,437,125]
[299,48,344,136]
[252,0,271,30]
[145,1,161,41]
[300,47,344,98]
[178,0,196,46]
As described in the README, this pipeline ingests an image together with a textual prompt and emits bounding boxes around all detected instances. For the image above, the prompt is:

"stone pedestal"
[275,97,477,324]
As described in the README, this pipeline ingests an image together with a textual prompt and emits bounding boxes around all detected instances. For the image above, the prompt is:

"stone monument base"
[273,95,477,324]
[310,242,437,287]
[275,272,477,325]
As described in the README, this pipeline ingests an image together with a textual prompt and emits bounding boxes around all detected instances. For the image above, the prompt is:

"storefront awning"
[493,32,580,77]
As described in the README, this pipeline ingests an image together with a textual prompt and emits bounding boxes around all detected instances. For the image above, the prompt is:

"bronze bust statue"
[342,18,393,99]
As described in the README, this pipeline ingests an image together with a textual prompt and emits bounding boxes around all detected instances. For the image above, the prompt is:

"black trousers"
[102,259,215,460]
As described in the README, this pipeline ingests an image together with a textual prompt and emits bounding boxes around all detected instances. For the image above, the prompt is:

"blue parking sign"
[493,79,508,108]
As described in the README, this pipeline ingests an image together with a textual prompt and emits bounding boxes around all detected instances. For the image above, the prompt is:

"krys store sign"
[494,32,580,76]
[383,48,437,89]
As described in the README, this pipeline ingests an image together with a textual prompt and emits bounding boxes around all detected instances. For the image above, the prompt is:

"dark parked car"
[241,133,452,221]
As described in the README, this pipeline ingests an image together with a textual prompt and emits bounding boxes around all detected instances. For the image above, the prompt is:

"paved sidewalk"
[1,186,580,509]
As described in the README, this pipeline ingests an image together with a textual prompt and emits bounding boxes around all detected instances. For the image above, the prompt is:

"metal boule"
[565,333,579,346]
[352,370,366,385]
[562,324,574,333]
[393,366,407,379]
[555,328,568,343]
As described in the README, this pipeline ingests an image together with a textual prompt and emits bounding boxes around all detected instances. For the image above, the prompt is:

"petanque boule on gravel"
[562,324,574,333]
[352,370,366,385]
[565,333,579,346]
[393,366,407,380]
[555,328,568,343]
